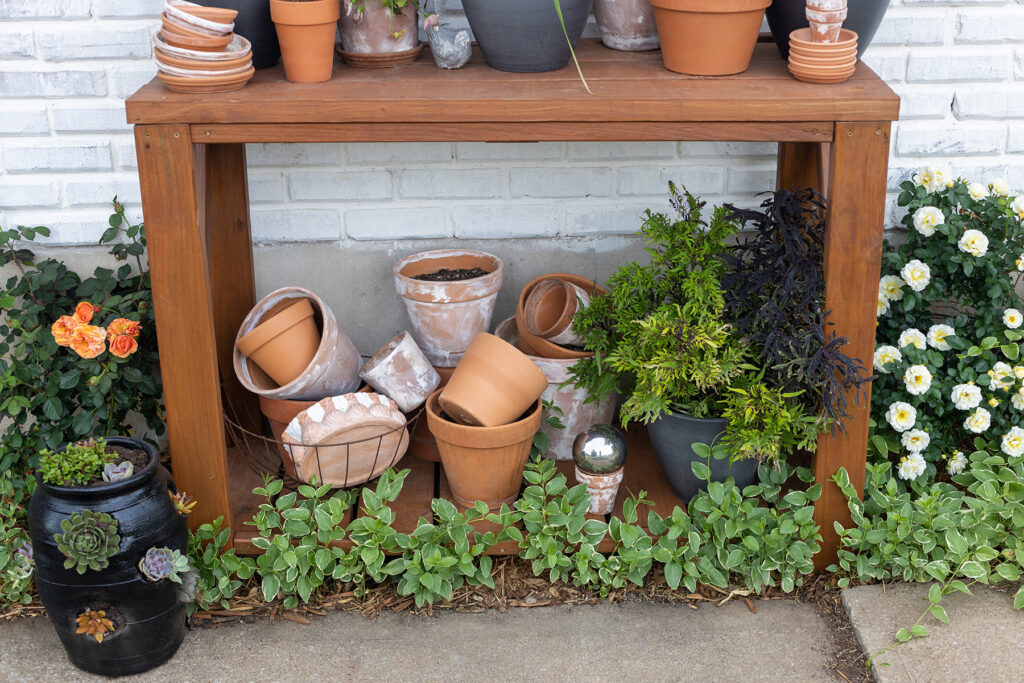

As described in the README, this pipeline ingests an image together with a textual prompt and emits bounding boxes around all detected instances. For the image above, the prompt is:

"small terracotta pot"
[270,0,339,83]
[360,331,440,413]
[806,0,847,11]
[523,277,590,346]
[516,273,606,360]
[806,7,847,43]
[393,249,503,368]
[338,0,418,56]
[236,298,320,387]
[426,389,542,508]
[575,465,624,515]
[439,333,548,428]
[593,0,659,51]
[408,366,455,462]
[648,0,771,75]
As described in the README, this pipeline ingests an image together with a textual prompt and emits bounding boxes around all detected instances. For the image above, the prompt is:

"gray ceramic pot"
[647,411,758,502]
[461,0,593,73]
[765,0,889,60]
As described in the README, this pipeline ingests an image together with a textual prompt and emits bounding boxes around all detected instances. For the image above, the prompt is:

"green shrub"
[38,438,116,487]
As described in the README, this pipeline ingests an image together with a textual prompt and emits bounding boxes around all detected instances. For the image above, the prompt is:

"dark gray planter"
[194,0,280,69]
[647,411,758,502]
[765,0,889,61]
[461,0,593,73]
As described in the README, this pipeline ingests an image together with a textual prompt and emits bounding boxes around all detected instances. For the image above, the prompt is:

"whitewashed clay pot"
[233,286,362,401]
[593,0,659,51]
[494,317,616,460]
[806,0,847,43]
[282,392,409,487]
[575,466,624,515]
[393,249,503,368]
[523,278,591,347]
[359,331,441,413]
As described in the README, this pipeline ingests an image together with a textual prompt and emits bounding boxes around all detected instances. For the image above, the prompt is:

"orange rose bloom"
[108,333,139,359]
[107,318,141,339]
[51,315,80,347]
[69,324,107,359]
[74,301,98,323]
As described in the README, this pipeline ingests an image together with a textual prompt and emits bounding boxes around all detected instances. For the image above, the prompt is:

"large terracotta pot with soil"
[233,287,361,401]
[593,0,659,51]
[28,437,188,676]
[337,0,419,67]
[408,366,455,462]
[439,333,548,428]
[270,0,339,83]
[494,317,616,460]
[360,331,440,413]
[766,0,887,60]
[461,0,592,73]
[516,273,606,360]
[393,249,503,368]
[426,389,542,508]
[648,0,771,75]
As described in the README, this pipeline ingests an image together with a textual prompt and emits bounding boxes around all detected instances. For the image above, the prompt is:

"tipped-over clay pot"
[516,273,606,359]
[236,298,320,387]
[522,277,591,346]
[360,331,440,413]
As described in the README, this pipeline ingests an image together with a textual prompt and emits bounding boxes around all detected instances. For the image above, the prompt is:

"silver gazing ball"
[572,424,627,474]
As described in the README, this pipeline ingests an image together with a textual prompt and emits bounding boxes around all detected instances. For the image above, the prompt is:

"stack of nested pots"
[154,1,255,93]
[787,0,858,85]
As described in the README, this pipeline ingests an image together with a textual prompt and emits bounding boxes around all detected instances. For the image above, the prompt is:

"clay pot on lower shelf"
[439,333,548,428]
[236,298,320,387]
[575,466,624,515]
[233,287,362,401]
[360,331,440,413]
[408,366,455,462]
[648,0,771,75]
[393,249,503,368]
[269,0,339,83]
[516,273,606,360]
[593,0,659,51]
[337,1,420,67]
[426,389,541,508]
[523,277,591,347]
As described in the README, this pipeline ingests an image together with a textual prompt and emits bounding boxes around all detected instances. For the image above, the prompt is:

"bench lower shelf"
[229,426,685,556]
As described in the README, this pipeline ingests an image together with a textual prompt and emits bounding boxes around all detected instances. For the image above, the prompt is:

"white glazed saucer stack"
[154,0,254,93]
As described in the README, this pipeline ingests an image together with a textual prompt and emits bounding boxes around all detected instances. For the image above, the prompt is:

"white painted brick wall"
[2,1,1024,246]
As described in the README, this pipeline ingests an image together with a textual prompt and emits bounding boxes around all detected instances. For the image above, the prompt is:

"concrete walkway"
[1,601,837,682]
[843,583,1024,683]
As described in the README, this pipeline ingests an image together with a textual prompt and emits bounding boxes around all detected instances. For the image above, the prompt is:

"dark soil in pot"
[414,267,490,282]
[646,411,758,501]
[194,0,280,69]
[462,0,593,73]
[766,0,889,60]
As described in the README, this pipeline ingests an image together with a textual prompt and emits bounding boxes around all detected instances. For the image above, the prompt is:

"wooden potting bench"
[126,40,899,567]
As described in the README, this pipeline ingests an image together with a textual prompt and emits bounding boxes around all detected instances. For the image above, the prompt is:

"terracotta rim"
[788,59,857,73]
[159,28,233,51]
[788,70,854,84]
[788,63,855,77]
[788,52,857,65]
[516,273,605,359]
[394,249,504,304]
[154,51,253,70]
[157,65,255,87]
[648,0,770,12]
[270,0,340,25]
[161,13,231,38]
[152,31,252,59]
[156,60,254,78]
[523,278,575,337]
[426,389,543,449]
[179,5,238,23]
[165,1,235,33]
[788,27,857,48]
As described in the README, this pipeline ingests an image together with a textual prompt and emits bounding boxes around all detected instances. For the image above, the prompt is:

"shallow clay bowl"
[788,61,857,75]
[157,66,254,92]
[788,51,857,67]
[181,5,238,23]
[165,1,236,32]
[156,60,254,78]
[787,68,855,84]
[160,27,233,51]
[155,50,253,71]
[161,12,230,38]
[153,32,251,60]
[788,27,857,51]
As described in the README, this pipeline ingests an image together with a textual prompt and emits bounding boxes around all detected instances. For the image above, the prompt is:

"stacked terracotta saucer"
[154,0,254,93]
[787,28,858,84]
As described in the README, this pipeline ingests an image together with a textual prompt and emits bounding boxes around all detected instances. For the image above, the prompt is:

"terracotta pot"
[516,273,606,360]
[270,0,339,83]
[806,0,847,11]
[648,0,771,75]
[408,366,455,462]
[338,0,417,56]
[236,298,320,387]
[575,465,624,515]
[426,389,541,508]
[393,249,503,368]
[494,317,616,461]
[161,14,232,39]
[233,287,362,401]
[165,1,236,33]
[593,0,659,51]
[806,7,848,43]
[360,331,440,413]
[523,277,590,346]
[439,333,547,428]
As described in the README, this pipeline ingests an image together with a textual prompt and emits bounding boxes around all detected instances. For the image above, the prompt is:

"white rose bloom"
[1013,389,1024,410]
[989,361,1015,390]
[886,401,917,432]
[878,274,905,302]
[913,166,935,191]
[898,328,927,349]
[926,324,954,351]
[903,364,933,396]
[1000,426,1024,457]
[958,229,989,257]
[931,165,954,191]
[948,451,967,475]
[1011,196,1024,220]
[968,182,989,200]
[1017,254,1024,272]
[1004,308,1023,329]
[900,259,931,292]
[877,297,890,317]
[951,383,982,410]
[898,453,927,481]
[873,345,902,373]
[964,407,992,434]
[990,178,1010,196]
[901,429,930,453]
[912,206,944,236]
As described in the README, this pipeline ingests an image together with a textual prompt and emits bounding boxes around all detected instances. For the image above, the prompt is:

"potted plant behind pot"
[338,0,422,67]
[269,0,340,83]
[648,0,771,75]
[569,184,827,500]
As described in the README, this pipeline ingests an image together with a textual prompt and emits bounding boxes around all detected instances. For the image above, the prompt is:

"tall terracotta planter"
[393,249,503,368]
[593,0,659,51]
[648,0,771,75]
[426,389,541,508]
[270,0,339,83]
[337,0,419,66]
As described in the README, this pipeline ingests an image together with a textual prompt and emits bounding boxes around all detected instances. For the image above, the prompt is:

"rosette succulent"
[54,510,121,574]
[101,461,134,483]
[139,547,190,584]
[76,609,115,643]
[169,491,196,516]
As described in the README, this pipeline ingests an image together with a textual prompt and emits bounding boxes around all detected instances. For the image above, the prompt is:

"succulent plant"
[54,510,121,574]
[572,424,628,474]
[138,547,190,584]
[169,490,197,516]
[76,609,115,643]
[101,461,134,483]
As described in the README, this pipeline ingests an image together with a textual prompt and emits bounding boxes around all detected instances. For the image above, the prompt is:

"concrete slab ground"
[0,601,838,682]
[843,583,1024,683]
